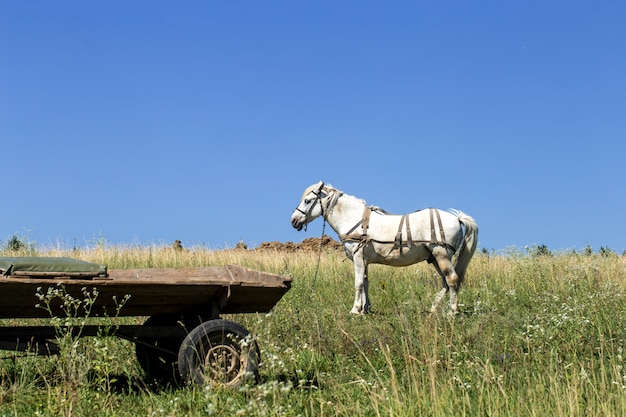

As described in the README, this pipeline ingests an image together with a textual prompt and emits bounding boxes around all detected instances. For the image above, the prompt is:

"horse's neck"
[326,194,366,236]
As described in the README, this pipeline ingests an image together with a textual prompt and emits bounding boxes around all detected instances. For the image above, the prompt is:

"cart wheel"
[136,314,203,384]
[178,319,260,386]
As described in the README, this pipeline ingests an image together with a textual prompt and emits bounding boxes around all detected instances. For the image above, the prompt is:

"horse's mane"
[303,182,374,212]
[323,183,373,211]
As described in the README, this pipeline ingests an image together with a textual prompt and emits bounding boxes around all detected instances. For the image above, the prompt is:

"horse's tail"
[450,210,478,283]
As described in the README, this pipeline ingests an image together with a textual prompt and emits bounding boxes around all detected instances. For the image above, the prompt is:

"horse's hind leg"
[430,272,449,313]
[430,247,460,314]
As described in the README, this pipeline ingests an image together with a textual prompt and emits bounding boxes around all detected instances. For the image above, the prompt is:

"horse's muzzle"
[291,218,304,231]
[291,212,306,231]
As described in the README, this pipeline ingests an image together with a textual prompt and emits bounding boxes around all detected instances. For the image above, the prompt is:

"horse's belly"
[367,244,431,266]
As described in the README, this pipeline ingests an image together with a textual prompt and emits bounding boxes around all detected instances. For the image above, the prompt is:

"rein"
[306,217,326,302]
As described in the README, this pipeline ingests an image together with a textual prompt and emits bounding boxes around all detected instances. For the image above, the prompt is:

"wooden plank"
[0,265,291,318]
[106,265,290,287]
[106,266,233,283]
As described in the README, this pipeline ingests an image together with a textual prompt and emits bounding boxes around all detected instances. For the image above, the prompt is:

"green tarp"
[0,257,108,278]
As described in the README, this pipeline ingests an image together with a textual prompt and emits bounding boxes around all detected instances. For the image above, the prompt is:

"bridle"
[294,182,326,231]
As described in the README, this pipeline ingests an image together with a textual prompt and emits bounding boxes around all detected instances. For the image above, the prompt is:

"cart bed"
[0,263,292,318]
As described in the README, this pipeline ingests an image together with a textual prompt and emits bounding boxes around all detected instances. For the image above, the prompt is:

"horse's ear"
[318,181,325,191]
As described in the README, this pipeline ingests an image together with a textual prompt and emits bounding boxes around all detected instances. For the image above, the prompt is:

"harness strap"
[342,206,372,238]
[340,207,456,256]
[394,215,404,248]
[394,214,412,252]
[429,209,436,242]
[406,214,412,248]
[426,208,455,262]
[433,208,446,244]
[343,219,363,238]
[339,206,373,255]
[361,206,372,237]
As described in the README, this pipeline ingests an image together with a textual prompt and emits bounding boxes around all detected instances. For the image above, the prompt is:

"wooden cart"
[0,257,292,386]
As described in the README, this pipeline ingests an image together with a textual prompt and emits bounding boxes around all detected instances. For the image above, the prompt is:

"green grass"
[0,245,624,416]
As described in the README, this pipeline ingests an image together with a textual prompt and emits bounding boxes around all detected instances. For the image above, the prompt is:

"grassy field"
[0,244,624,416]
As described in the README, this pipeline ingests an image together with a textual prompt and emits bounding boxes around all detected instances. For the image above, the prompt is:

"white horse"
[290,182,479,314]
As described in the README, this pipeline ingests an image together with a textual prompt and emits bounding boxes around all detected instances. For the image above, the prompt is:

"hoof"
[350,305,370,315]
[445,308,459,318]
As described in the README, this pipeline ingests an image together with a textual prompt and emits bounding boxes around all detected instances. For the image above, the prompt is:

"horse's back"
[365,208,461,247]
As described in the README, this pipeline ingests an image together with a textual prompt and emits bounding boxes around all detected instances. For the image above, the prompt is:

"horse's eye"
[304,199,311,205]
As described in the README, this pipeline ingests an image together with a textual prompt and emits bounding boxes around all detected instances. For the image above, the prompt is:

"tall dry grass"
[0,243,623,416]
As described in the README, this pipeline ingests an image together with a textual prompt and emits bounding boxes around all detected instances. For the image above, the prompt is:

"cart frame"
[0,260,292,386]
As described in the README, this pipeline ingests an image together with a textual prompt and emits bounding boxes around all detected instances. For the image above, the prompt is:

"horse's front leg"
[350,254,370,314]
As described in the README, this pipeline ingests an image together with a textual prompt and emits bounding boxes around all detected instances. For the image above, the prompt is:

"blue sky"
[1,1,625,253]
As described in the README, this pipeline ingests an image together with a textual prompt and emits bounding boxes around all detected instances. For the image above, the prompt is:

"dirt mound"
[256,236,343,252]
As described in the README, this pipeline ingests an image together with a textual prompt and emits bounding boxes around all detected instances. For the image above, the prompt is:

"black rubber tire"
[177,319,260,386]
[135,314,204,384]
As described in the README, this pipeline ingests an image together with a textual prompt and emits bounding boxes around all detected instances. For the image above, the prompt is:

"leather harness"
[339,207,456,257]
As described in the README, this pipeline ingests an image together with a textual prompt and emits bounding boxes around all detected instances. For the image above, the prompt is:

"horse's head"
[291,181,327,231]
